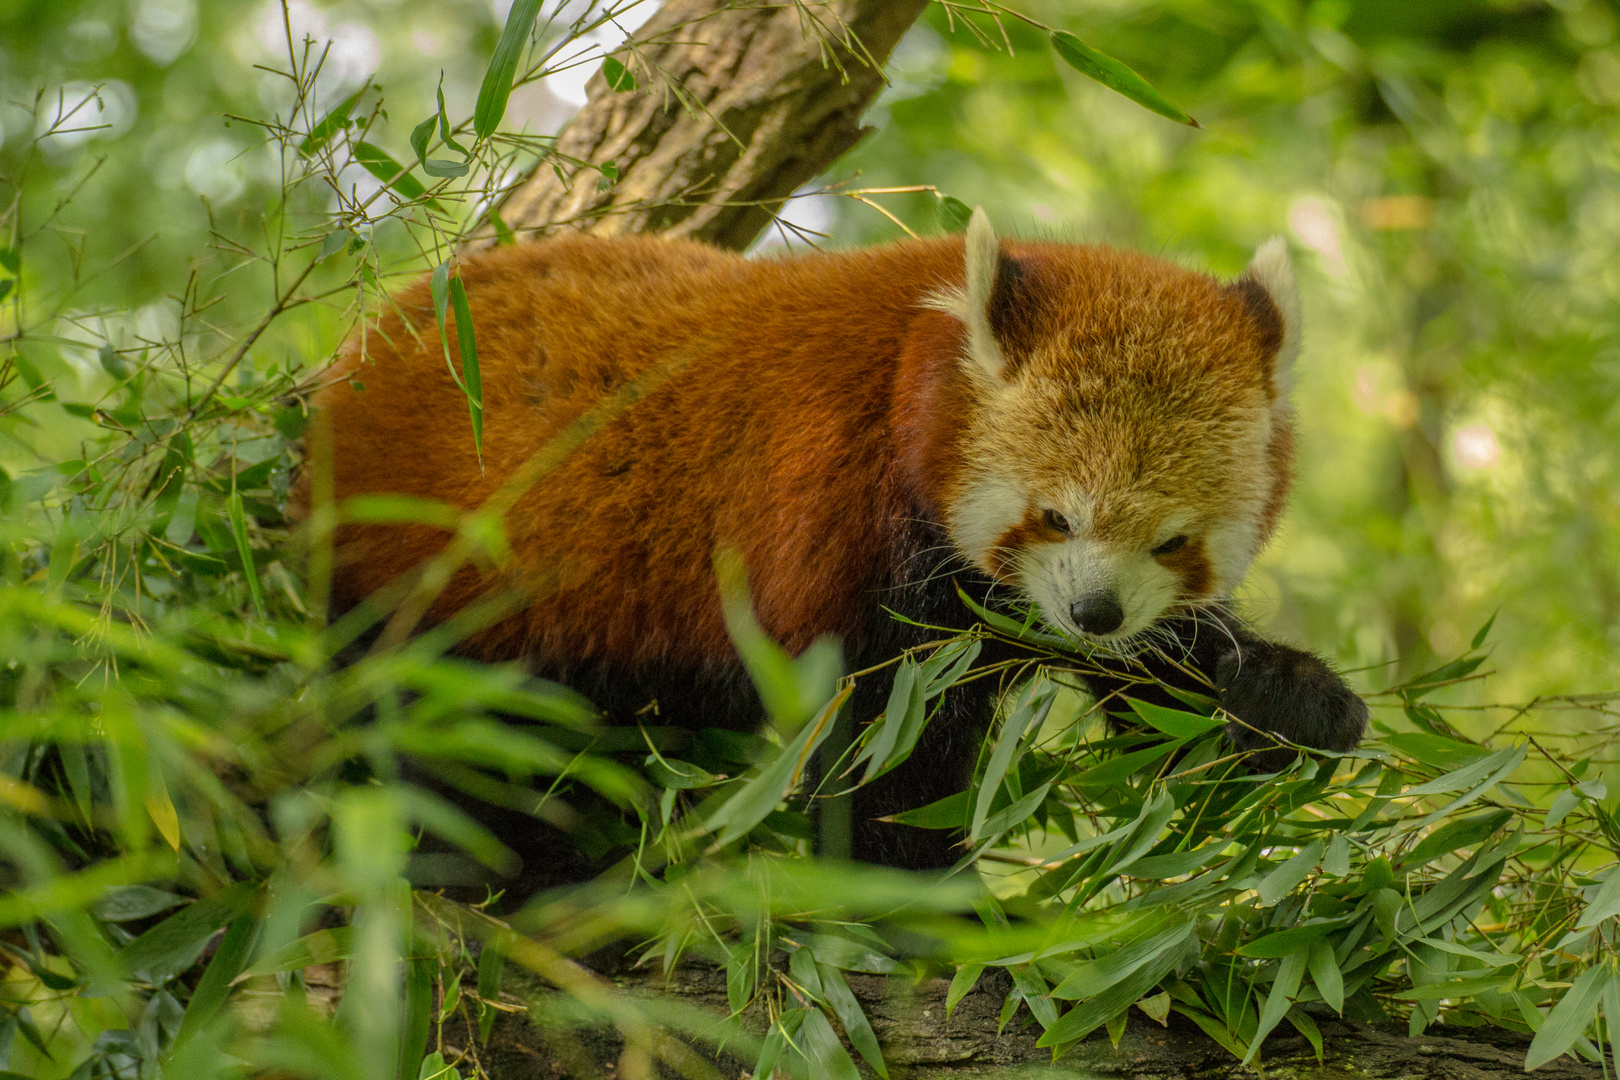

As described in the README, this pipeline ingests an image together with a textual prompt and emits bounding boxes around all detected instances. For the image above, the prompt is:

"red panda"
[299,209,1366,874]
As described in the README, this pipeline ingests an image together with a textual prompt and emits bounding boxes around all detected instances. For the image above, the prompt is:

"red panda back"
[307,234,969,668]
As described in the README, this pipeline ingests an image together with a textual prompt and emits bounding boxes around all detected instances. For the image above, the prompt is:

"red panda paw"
[1214,639,1369,773]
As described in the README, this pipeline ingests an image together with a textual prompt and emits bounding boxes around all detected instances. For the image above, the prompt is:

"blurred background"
[3,0,1617,707]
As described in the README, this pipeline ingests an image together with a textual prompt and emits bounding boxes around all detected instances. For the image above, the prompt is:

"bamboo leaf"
[474,0,543,139]
[447,275,483,457]
[120,880,257,982]
[1128,698,1223,738]
[704,687,851,848]
[1049,31,1197,127]
[1037,921,1196,1047]
[817,959,888,1078]
[1257,841,1323,906]
[1308,939,1344,1014]
[175,915,257,1045]
[602,56,637,92]
[1243,945,1308,1064]
[298,88,363,156]
[947,963,984,1017]
[227,489,266,617]
[1525,964,1613,1070]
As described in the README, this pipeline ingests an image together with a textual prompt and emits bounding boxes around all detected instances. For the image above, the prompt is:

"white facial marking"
[948,470,1027,573]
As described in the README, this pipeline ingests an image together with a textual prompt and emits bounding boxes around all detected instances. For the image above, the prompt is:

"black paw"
[1215,639,1368,772]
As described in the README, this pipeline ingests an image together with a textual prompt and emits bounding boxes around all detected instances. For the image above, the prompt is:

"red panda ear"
[1240,236,1301,396]
[960,207,1010,384]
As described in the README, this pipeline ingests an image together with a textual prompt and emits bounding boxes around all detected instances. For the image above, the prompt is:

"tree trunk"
[475,960,1602,1080]
[465,0,930,253]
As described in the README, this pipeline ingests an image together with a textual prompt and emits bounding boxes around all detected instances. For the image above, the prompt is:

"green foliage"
[0,2,1618,1080]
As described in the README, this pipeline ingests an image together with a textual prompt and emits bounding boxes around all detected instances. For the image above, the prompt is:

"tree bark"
[465,0,930,253]
[476,960,1604,1080]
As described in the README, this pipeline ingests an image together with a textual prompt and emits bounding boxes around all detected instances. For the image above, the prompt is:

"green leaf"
[947,963,984,1017]
[119,880,257,982]
[754,1014,798,1080]
[1049,31,1197,127]
[477,940,505,1044]
[1384,732,1489,771]
[98,343,128,379]
[1243,945,1308,1064]
[936,194,973,233]
[91,885,188,922]
[299,88,363,156]
[423,157,471,178]
[975,781,1053,843]
[1237,923,1335,959]
[971,680,1053,841]
[1525,965,1613,1070]
[1412,745,1526,829]
[1577,867,1620,929]
[1257,841,1323,905]
[882,789,968,830]
[955,583,1069,648]
[1308,939,1343,1014]
[1406,745,1520,796]
[353,141,439,209]
[644,756,719,789]
[1038,921,1196,1046]
[0,247,18,274]
[475,0,543,139]
[1470,611,1498,650]
[1401,654,1487,700]
[402,956,435,1080]
[1323,834,1352,877]
[487,208,516,247]
[789,943,824,999]
[1050,918,1195,1000]
[410,113,437,167]
[1070,738,1186,787]
[817,959,887,1078]
[227,489,266,618]
[602,56,637,92]
[237,926,353,982]
[448,275,483,456]
[704,688,850,848]
[919,638,981,697]
[1287,1005,1324,1062]
[1011,963,1059,1030]
[175,915,257,1046]
[1393,973,1512,1000]
[1404,808,1512,865]
[1128,698,1223,738]
[715,548,843,733]
[798,1007,863,1080]
[859,658,922,784]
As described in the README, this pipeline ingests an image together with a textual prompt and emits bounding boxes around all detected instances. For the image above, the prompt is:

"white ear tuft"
[961,207,1007,383]
[1245,236,1301,391]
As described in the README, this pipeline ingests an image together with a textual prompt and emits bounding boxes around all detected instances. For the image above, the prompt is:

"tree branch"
[466,0,930,252]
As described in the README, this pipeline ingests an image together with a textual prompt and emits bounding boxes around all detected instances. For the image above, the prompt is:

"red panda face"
[930,211,1299,645]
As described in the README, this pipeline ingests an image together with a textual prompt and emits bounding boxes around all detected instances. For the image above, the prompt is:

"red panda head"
[924,209,1299,644]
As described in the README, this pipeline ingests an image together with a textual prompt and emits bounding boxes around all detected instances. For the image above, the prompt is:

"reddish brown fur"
[298,233,1291,665]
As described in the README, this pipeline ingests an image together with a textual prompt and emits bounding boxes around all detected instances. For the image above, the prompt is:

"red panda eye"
[1043,509,1071,535]
[1152,535,1188,556]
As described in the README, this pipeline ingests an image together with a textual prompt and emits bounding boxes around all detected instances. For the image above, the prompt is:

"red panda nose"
[1071,591,1125,636]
